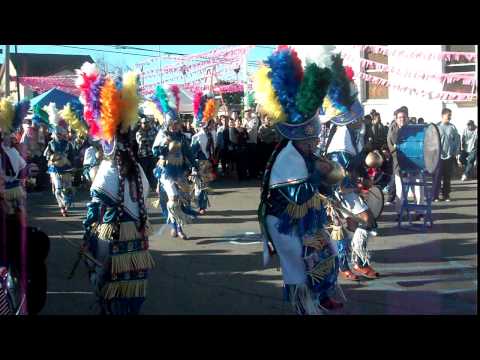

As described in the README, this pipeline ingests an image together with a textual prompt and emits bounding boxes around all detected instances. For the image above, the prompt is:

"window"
[443,45,476,98]
[364,49,389,100]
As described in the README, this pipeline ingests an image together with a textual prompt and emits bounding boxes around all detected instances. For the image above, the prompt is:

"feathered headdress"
[32,103,50,127]
[320,54,364,126]
[60,102,88,138]
[193,91,217,128]
[253,45,334,140]
[75,62,141,141]
[147,84,181,129]
[0,97,30,135]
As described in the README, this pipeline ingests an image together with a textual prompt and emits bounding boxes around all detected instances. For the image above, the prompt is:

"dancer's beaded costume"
[76,63,155,314]
[255,46,345,314]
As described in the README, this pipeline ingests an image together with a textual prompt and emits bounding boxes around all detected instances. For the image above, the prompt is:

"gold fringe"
[101,279,148,300]
[307,256,336,285]
[3,186,26,201]
[97,223,116,241]
[111,250,155,275]
[151,199,160,208]
[285,193,327,220]
[329,225,345,241]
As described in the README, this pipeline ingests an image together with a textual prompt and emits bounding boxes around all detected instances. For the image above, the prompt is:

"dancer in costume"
[191,92,217,215]
[256,45,345,315]
[0,98,30,222]
[43,103,75,217]
[148,85,197,240]
[320,59,380,280]
[0,98,30,315]
[76,62,155,315]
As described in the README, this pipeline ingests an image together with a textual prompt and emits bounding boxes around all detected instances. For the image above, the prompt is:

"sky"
[1,45,275,74]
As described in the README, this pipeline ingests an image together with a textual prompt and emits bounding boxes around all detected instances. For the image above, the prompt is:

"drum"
[396,124,440,174]
[360,185,384,219]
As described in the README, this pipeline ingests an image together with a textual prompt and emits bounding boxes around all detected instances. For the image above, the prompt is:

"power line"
[53,45,151,57]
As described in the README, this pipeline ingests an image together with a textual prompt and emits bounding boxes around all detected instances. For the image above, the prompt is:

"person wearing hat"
[320,58,381,281]
[256,45,345,315]
[150,85,197,240]
[83,139,103,184]
[42,103,75,217]
[76,63,155,315]
[191,93,218,215]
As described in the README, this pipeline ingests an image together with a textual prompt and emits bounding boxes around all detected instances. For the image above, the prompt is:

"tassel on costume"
[3,186,26,201]
[96,221,150,242]
[329,225,345,241]
[102,279,148,300]
[287,283,323,315]
[111,250,155,275]
[351,227,370,266]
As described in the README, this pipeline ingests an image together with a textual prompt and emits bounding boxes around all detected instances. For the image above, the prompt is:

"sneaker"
[461,175,467,181]
[385,201,392,206]
[340,270,360,281]
[445,198,451,202]
[170,229,178,238]
[370,229,378,236]
[178,231,188,240]
[353,264,380,279]
[433,198,440,202]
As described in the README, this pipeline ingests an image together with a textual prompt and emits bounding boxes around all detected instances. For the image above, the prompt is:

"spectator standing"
[371,112,388,151]
[136,117,158,188]
[433,108,460,202]
[233,118,249,180]
[460,120,477,181]
[244,109,260,178]
[215,115,231,176]
[257,115,280,174]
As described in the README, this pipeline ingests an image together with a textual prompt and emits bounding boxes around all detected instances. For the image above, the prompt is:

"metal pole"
[15,45,20,102]
[4,45,10,96]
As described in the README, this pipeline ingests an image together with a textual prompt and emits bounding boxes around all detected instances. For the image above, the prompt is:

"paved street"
[28,177,477,315]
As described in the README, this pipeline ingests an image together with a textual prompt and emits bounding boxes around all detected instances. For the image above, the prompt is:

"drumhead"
[362,186,384,219]
[424,124,441,174]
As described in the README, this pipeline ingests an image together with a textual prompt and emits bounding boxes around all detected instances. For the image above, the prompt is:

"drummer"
[387,107,425,221]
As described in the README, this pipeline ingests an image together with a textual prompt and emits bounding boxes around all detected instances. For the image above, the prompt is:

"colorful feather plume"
[266,47,303,123]
[120,71,140,132]
[202,98,217,123]
[296,64,332,119]
[253,65,286,124]
[170,85,180,112]
[327,54,355,112]
[0,98,15,133]
[76,62,102,138]
[145,100,165,125]
[60,103,88,138]
[43,102,61,128]
[293,45,336,68]
[154,86,171,115]
[32,103,50,127]
[193,91,204,123]
[99,78,121,142]
[13,99,30,132]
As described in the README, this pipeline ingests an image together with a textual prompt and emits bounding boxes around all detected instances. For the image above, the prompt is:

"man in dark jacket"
[387,107,424,221]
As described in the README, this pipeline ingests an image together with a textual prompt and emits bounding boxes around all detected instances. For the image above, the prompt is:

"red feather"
[170,85,180,112]
[276,45,289,52]
[290,47,304,82]
[345,66,354,81]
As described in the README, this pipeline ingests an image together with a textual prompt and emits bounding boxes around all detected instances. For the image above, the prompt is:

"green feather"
[330,54,354,108]
[247,91,256,108]
[295,63,332,118]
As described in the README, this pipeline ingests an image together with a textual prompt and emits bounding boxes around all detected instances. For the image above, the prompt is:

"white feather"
[293,45,337,68]
[80,62,99,77]
[43,102,59,127]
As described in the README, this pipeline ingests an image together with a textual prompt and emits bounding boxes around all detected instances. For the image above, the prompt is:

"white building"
[338,45,477,134]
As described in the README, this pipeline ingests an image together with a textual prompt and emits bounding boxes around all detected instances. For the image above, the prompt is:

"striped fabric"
[0,269,12,315]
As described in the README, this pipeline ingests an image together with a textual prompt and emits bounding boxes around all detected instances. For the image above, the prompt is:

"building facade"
[339,45,477,134]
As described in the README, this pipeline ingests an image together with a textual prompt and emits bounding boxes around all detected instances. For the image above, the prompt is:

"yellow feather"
[322,97,343,118]
[120,71,140,132]
[0,98,15,133]
[60,103,88,138]
[253,65,286,124]
[144,101,164,126]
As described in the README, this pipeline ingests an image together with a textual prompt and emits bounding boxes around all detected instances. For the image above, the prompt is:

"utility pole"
[4,45,10,97]
[15,45,20,102]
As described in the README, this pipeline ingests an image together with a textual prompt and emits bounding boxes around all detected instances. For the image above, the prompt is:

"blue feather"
[13,99,30,131]
[266,49,304,124]
[197,95,207,123]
